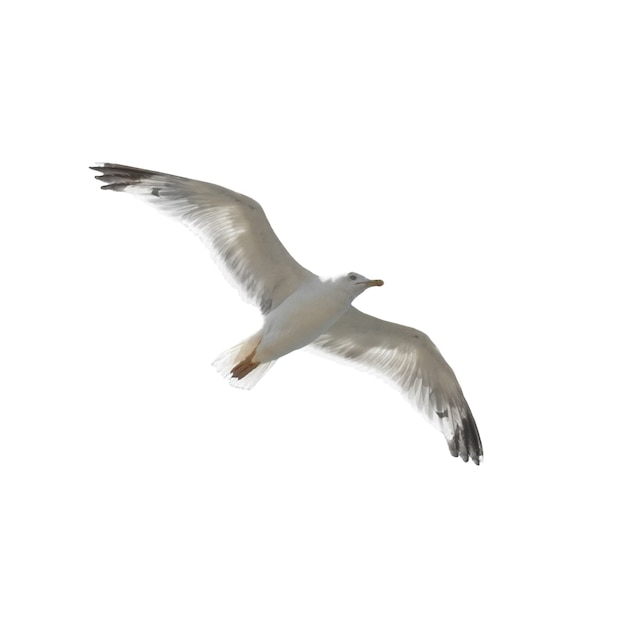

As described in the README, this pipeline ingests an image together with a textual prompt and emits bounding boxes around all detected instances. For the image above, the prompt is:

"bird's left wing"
[91,164,316,313]
[312,307,483,464]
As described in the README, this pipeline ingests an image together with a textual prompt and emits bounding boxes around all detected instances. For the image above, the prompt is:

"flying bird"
[91,164,483,464]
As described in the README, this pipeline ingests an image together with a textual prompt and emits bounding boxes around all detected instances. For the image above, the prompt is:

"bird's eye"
[349,274,357,281]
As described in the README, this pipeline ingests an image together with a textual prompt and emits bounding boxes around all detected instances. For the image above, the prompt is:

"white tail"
[212,335,276,390]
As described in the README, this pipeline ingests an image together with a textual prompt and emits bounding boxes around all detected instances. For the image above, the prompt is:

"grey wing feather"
[312,307,483,464]
[91,163,315,313]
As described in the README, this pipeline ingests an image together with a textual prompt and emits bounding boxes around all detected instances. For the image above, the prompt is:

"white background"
[2,1,625,624]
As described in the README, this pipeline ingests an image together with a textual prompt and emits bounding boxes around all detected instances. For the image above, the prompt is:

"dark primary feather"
[92,164,151,191]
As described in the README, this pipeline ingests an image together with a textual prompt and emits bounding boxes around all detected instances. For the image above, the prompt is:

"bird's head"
[343,272,384,297]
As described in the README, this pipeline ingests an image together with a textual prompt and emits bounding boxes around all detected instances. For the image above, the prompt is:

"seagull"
[91,164,483,464]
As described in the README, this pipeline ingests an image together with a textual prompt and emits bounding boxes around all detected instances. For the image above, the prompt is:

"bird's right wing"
[312,307,483,464]
[91,164,316,313]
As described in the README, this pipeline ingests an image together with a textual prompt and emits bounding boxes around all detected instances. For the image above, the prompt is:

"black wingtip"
[464,413,483,465]
[91,163,116,191]
[446,408,483,465]
[90,163,151,191]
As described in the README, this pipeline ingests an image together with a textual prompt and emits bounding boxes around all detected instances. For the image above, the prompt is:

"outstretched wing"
[91,164,316,313]
[312,307,483,464]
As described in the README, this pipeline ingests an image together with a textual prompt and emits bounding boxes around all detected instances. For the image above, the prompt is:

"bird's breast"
[256,281,350,362]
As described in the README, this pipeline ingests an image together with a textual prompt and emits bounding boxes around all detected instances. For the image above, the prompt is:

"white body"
[257,277,353,362]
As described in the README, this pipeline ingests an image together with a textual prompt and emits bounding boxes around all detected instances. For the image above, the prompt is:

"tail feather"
[225,360,276,390]
[212,337,275,390]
